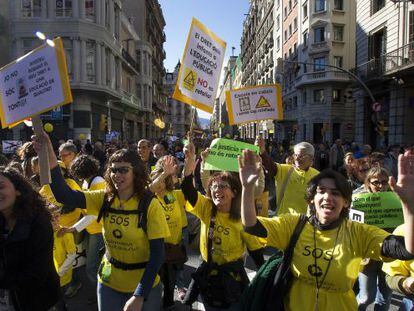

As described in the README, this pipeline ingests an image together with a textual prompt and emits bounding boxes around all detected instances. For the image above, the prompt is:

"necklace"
[313,223,341,311]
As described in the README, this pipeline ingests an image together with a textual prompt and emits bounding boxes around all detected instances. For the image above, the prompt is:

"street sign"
[372,102,381,112]
[50,107,63,120]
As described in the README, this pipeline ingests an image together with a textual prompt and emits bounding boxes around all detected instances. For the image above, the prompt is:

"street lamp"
[35,31,55,47]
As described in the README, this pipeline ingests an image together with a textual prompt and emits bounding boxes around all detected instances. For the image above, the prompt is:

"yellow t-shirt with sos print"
[53,232,76,287]
[383,224,414,278]
[186,193,264,265]
[83,190,170,293]
[157,190,188,245]
[258,214,391,311]
[40,178,82,227]
[81,177,106,235]
[275,164,319,216]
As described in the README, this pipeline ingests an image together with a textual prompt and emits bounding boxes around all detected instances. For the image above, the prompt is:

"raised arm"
[255,136,277,178]
[33,130,85,209]
[149,155,177,192]
[181,141,198,206]
[390,151,414,254]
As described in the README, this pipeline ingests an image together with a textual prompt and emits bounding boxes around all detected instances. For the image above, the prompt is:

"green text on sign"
[351,192,403,229]
[204,138,259,172]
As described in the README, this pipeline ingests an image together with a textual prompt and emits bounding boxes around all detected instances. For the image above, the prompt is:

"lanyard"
[313,224,341,311]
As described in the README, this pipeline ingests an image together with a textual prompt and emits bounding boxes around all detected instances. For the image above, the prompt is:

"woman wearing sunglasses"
[181,142,264,310]
[354,167,393,310]
[33,132,170,311]
[240,149,414,311]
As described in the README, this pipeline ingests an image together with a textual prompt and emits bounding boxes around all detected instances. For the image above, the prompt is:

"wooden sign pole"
[32,115,51,185]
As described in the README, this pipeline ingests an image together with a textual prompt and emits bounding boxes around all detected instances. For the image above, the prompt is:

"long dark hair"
[305,169,352,219]
[70,155,100,180]
[0,166,50,220]
[104,149,149,200]
[205,172,241,220]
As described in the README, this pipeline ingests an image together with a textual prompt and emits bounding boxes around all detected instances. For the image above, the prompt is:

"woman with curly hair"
[0,166,60,310]
[34,132,170,311]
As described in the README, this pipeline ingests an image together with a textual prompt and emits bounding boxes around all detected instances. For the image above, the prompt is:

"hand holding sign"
[204,138,259,172]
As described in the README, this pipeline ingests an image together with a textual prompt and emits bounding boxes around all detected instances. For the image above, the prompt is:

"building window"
[333,25,344,41]
[85,0,95,21]
[22,0,41,17]
[21,38,37,54]
[105,0,110,28]
[62,38,73,79]
[303,31,308,46]
[289,0,292,11]
[372,0,385,15]
[314,57,326,71]
[302,90,307,104]
[333,56,343,68]
[86,41,96,83]
[303,3,308,19]
[314,89,325,102]
[284,30,288,42]
[276,36,280,51]
[294,43,297,55]
[115,58,120,89]
[334,0,343,10]
[314,27,325,42]
[137,84,141,99]
[136,50,141,73]
[294,18,298,31]
[276,14,280,30]
[289,24,292,37]
[114,4,120,40]
[105,49,110,86]
[332,89,341,102]
[368,28,386,59]
[56,0,72,17]
[284,6,287,17]
[315,0,325,12]
[410,11,414,42]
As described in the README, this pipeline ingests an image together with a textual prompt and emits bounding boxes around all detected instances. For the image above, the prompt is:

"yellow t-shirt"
[40,179,82,227]
[81,177,106,235]
[258,214,391,311]
[275,164,319,215]
[383,225,414,278]
[186,193,264,265]
[53,232,76,287]
[255,191,269,217]
[84,190,170,293]
[156,190,188,245]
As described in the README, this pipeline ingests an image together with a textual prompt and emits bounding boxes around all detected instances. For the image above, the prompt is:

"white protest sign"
[0,37,72,128]
[226,84,283,125]
[2,140,22,154]
[173,18,226,113]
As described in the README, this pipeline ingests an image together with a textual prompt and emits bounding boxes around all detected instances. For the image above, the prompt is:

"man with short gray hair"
[256,137,319,215]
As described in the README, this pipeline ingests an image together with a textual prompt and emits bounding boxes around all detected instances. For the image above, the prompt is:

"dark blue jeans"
[357,260,392,311]
[97,282,162,311]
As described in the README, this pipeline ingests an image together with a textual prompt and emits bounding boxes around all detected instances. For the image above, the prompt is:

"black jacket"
[0,211,60,311]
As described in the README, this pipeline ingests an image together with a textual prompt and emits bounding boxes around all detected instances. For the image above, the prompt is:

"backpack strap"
[87,175,100,189]
[97,193,113,223]
[137,189,155,234]
[96,190,155,234]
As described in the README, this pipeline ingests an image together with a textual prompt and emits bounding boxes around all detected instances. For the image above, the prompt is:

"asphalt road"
[67,249,403,311]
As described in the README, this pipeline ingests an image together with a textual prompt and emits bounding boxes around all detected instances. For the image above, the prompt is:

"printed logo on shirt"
[109,215,130,227]
[113,229,123,239]
[302,245,334,277]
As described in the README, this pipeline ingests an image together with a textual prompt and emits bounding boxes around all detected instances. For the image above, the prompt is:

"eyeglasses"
[210,182,231,191]
[109,166,133,174]
[293,153,310,160]
[369,180,388,187]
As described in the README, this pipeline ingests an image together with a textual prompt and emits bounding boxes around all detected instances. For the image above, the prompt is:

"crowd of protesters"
[0,129,413,311]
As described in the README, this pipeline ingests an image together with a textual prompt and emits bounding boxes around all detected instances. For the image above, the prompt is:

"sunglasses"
[369,180,388,187]
[109,166,133,174]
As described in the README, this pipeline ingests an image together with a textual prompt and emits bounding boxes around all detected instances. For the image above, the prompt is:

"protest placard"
[0,37,72,128]
[2,140,22,154]
[172,18,226,113]
[226,84,283,125]
[204,138,259,172]
[351,192,403,229]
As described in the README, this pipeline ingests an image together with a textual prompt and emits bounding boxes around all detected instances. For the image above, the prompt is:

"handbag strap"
[207,207,217,263]
[276,166,295,210]
[284,214,308,260]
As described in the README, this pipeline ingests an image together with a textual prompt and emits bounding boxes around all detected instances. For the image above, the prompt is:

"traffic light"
[99,114,107,131]
[375,120,385,136]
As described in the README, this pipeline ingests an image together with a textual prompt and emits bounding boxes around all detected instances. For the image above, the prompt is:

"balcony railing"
[351,41,414,81]
[309,41,329,54]
[295,70,350,87]
[122,48,139,72]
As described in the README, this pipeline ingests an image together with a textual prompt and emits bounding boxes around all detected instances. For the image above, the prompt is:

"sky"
[159,0,250,119]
